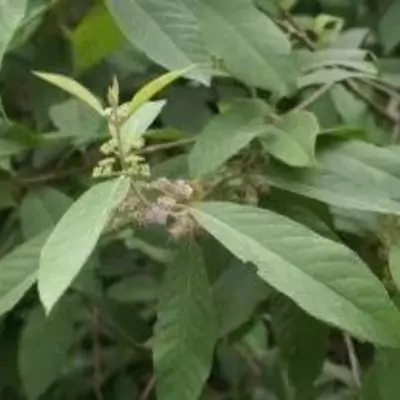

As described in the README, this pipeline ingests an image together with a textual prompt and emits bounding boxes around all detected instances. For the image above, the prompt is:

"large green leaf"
[379,0,400,54]
[38,177,130,313]
[189,101,268,178]
[362,348,400,400]
[0,0,27,67]
[213,261,270,336]
[182,0,295,95]
[71,2,126,73]
[260,111,320,167]
[153,242,217,400]
[264,140,400,215]
[20,187,73,239]
[19,301,78,400]
[271,296,328,398]
[107,0,212,84]
[191,202,400,347]
[0,233,48,319]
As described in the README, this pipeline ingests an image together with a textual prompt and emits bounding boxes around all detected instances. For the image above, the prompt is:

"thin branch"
[343,333,362,389]
[291,82,334,113]
[92,308,104,400]
[139,375,156,400]
[139,138,195,155]
[17,165,93,184]
[235,344,261,378]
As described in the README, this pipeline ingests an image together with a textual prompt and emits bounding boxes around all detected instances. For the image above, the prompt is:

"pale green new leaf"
[33,71,104,115]
[0,0,27,67]
[121,100,166,152]
[39,177,130,313]
[153,242,217,400]
[182,0,295,95]
[0,233,48,319]
[260,111,319,167]
[191,202,400,347]
[128,67,194,117]
[107,0,212,84]
[189,101,267,178]
[264,141,400,215]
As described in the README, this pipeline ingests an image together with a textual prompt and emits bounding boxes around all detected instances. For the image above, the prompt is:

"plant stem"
[139,375,156,400]
[92,307,103,400]
[139,138,195,154]
[343,333,362,389]
[291,82,334,113]
[112,107,128,172]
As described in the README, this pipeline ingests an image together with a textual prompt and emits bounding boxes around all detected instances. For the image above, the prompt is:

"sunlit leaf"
[191,201,400,347]
[33,71,104,115]
[38,177,130,313]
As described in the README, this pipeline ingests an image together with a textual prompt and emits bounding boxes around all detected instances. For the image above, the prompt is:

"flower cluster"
[109,178,197,239]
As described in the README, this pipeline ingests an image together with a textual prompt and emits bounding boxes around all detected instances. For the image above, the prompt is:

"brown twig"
[139,375,156,400]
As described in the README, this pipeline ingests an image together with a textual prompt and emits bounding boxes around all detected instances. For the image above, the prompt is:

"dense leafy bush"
[3,0,400,399]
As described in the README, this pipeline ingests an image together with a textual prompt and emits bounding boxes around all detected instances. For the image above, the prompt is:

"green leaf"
[33,71,104,115]
[260,111,319,167]
[362,348,400,400]
[379,0,400,54]
[331,84,367,124]
[20,187,73,239]
[264,140,400,215]
[0,181,14,209]
[19,301,78,400]
[128,67,194,117]
[38,177,130,313]
[0,0,27,67]
[213,261,270,336]
[389,241,400,290]
[121,100,166,152]
[107,275,158,303]
[191,201,400,347]
[49,98,106,147]
[298,69,373,88]
[189,101,268,178]
[0,233,48,319]
[71,2,126,73]
[107,0,212,84]
[271,296,328,398]
[182,0,295,95]
[153,242,217,400]
[299,49,377,75]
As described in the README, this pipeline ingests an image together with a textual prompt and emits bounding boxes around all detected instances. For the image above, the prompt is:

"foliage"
[3,0,400,399]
